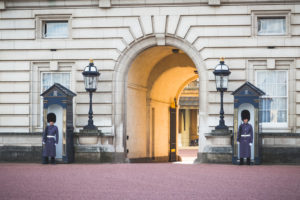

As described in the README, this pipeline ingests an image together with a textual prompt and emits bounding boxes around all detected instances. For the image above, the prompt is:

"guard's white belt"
[47,136,55,138]
[241,134,250,137]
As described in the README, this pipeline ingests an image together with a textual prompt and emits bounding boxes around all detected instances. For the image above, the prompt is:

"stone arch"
[175,75,199,104]
[113,35,209,158]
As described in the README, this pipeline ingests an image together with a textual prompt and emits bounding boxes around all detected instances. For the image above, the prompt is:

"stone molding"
[99,0,111,8]
[3,0,300,8]
[0,132,42,136]
[261,133,300,137]
[0,1,5,10]
[208,0,221,5]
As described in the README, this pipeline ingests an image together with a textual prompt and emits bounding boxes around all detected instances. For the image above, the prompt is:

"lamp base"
[215,125,229,131]
[83,124,98,130]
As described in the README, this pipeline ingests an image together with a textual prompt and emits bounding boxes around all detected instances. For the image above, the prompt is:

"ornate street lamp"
[82,59,100,130]
[213,57,231,130]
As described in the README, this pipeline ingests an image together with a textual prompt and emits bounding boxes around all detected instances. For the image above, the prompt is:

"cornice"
[2,0,300,10]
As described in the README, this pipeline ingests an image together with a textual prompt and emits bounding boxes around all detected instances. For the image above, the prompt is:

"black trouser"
[42,157,55,164]
[42,156,48,164]
[240,157,251,165]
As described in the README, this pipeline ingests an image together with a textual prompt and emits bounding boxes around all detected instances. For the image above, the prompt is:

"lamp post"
[213,57,231,130]
[82,59,100,130]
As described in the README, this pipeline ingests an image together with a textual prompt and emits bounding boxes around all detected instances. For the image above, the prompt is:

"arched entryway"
[113,36,209,162]
[127,46,198,162]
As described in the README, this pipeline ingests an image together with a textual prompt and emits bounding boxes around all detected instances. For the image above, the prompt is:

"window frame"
[255,70,289,129]
[36,15,72,39]
[252,10,290,37]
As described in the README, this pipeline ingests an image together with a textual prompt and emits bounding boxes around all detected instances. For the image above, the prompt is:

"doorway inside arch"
[126,46,199,163]
[177,80,199,164]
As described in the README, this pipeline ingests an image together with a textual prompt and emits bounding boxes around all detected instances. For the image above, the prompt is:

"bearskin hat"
[47,113,56,123]
[241,110,250,121]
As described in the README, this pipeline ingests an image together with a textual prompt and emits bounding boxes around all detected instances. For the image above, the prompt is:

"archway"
[113,36,209,162]
[127,46,198,161]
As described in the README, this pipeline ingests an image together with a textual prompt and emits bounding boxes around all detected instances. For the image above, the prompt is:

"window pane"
[277,85,287,96]
[278,111,287,123]
[258,18,286,35]
[52,73,61,84]
[277,98,287,110]
[277,71,287,83]
[42,73,51,91]
[266,71,275,83]
[257,71,266,85]
[44,21,68,38]
[62,73,70,88]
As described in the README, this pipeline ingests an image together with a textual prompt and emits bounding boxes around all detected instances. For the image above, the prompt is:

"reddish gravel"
[0,163,300,200]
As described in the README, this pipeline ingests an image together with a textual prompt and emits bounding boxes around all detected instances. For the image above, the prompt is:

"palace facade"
[0,0,300,163]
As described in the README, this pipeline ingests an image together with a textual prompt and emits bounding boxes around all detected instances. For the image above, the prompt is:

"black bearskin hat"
[241,110,250,121]
[47,113,56,123]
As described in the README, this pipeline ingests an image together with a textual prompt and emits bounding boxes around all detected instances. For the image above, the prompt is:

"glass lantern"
[82,60,100,92]
[213,58,231,91]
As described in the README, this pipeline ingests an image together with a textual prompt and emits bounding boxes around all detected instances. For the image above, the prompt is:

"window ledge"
[261,127,291,133]
[261,132,300,137]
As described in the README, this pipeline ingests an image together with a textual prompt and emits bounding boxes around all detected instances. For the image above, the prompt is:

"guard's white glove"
[42,142,45,145]
[249,143,253,146]
[237,142,240,144]
[55,143,57,146]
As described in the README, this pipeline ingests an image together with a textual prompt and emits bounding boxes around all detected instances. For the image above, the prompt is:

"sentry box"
[232,82,265,165]
[41,83,76,163]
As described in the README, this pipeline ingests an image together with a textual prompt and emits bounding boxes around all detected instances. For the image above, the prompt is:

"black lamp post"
[82,59,100,130]
[213,57,231,130]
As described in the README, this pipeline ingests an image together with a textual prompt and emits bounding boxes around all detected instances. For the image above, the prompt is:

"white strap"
[241,134,250,137]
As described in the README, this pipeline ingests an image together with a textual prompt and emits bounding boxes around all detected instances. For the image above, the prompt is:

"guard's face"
[49,122,54,125]
[243,119,249,123]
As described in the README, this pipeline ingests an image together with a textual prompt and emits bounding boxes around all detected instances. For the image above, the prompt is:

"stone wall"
[261,133,300,164]
[0,133,42,162]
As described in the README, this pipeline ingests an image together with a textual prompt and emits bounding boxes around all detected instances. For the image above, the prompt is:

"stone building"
[0,0,300,163]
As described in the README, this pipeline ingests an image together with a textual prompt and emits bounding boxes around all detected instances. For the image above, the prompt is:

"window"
[43,21,68,38]
[36,15,71,39]
[42,72,70,91]
[252,10,290,37]
[256,71,288,126]
[258,17,286,35]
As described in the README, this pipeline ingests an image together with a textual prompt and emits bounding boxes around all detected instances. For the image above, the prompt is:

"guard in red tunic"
[42,113,59,164]
[237,110,253,165]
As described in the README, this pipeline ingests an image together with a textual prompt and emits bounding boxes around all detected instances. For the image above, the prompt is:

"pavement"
[0,163,300,200]
[178,147,198,164]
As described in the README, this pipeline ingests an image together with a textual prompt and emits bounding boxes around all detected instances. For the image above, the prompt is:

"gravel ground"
[0,163,299,200]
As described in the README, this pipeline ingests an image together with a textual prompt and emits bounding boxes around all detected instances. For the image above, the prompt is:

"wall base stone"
[0,146,42,162]
[74,152,126,163]
[128,156,169,163]
[262,147,300,164]
[195,146,232,163]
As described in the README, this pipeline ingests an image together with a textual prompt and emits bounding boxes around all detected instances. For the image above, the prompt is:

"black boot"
[239,158,244,165]
[247,157,251,165]
[42,157,48,164]
[50,157,56,165]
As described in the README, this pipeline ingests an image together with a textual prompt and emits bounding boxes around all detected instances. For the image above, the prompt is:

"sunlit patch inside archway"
[126,46,199,162]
